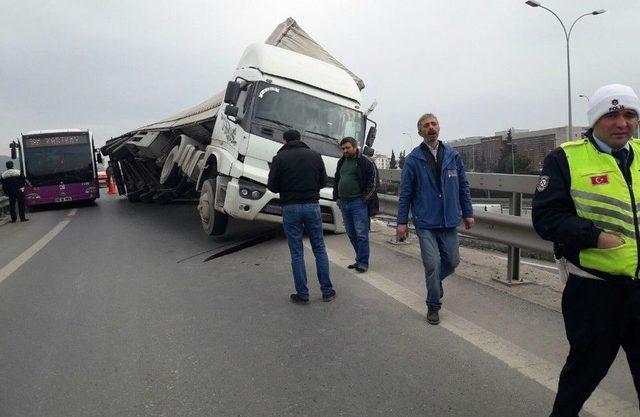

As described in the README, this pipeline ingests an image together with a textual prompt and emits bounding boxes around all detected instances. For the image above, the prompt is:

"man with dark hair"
[1,160,29,223]
[268,129,335,303]
[333,137,379,272]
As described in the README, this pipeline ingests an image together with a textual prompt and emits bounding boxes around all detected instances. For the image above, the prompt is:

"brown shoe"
[427,309,440,325]
[322,289,336,302]
[290,294,309,304]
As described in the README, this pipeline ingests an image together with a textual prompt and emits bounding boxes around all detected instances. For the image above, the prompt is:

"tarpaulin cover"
[109,17,363,143]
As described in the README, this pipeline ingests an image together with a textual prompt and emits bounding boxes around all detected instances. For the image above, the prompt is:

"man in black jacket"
[333,137,379,272]
[1,161,28,223]
[267,129,335,304]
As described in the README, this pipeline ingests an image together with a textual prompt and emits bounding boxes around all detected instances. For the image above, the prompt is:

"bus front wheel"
[198,178,228,236]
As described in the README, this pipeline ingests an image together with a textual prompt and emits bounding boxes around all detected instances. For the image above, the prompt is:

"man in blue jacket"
[396,113,474,325]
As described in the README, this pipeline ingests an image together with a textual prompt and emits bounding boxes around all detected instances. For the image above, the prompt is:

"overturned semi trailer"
[101,93,222,203]
[101,18,376,235]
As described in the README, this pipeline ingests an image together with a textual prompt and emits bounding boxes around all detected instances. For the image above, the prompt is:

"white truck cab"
[196,43,375,235]
[101,18,377,237]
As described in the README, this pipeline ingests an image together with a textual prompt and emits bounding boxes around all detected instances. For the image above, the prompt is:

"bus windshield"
[22,133,95,186]
[252,82,364,148]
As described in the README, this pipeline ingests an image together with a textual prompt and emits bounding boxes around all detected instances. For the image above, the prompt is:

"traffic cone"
[108,179,116,194]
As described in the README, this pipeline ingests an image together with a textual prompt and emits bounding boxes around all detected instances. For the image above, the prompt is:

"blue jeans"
[282,203,333,299]
[415,227,460,310]
[339,197,370,269]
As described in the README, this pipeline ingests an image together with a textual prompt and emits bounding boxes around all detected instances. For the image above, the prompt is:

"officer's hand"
[597,232,625,249]
[396,224,409,242]
[463,218,475,230]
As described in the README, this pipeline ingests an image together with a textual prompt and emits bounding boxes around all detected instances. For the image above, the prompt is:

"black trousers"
[551,275,640,417]
[7,193,27,222]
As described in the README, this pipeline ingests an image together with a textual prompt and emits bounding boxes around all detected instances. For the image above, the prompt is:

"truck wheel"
[198,178,228,236]
[159,146,181,187]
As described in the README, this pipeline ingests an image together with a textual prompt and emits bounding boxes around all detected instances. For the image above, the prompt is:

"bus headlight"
[238,178,266,200]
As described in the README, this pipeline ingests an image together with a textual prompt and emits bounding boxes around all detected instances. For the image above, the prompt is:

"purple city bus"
[10,129,102,206]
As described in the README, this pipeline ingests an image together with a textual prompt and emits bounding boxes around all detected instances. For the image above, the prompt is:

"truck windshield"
[252,82,364,145]
[22,139,95,186]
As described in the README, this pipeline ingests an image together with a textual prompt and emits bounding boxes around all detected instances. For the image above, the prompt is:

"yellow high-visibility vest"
[562,138,640,279]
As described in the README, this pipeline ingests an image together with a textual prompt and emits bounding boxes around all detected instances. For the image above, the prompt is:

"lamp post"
[525,1,605,141]
[402,132,414,148]
[472,143,476,171]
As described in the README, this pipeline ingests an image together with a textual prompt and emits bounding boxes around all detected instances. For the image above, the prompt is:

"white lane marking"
[0,219,71,285]
[310,243,638,417]
[67,208,78,217]
[493,254,558,272]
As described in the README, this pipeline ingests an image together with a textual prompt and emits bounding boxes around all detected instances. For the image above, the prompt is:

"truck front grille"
[260,199,334,224]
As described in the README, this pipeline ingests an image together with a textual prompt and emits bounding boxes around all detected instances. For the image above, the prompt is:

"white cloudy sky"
[1,0,639,156]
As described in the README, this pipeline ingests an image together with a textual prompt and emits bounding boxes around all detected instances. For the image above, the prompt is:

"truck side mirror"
[96,152,103,164]
[224,105,239,118]
[10,146,17,160]
[224,81,241,105]
[362,146,375,157]
[366,126,377,147]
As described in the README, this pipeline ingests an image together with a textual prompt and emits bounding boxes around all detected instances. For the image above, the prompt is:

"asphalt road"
[0,196,637,417]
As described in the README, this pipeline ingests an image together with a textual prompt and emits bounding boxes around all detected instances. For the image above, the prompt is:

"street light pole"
[402,132,414,148]
[525,1,605,141]
[472,144,476,171]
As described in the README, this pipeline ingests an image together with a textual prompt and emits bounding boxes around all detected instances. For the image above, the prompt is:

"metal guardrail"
[379,170,539,194]
[377,194,552,255]
[377,169,553,285]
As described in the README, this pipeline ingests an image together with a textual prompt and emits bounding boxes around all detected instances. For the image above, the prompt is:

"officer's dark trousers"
[551,275,640,417]
[8,193,27,222]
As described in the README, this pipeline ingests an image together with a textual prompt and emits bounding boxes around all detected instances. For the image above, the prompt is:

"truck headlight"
[238,178,266,200]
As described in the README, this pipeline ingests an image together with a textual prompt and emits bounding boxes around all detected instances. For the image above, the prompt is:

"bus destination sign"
[24,135,89,148]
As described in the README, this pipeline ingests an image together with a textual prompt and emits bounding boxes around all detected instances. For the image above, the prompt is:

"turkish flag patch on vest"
[590,175,609,185]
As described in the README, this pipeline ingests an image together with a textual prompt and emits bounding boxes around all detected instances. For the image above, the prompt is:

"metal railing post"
[506,192,522,283]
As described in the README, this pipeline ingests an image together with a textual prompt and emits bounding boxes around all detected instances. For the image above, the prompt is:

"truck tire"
[198,178,228,236]
[159,146,181,187]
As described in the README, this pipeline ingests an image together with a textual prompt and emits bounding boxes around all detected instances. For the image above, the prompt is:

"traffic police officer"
[532,84,640,416]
